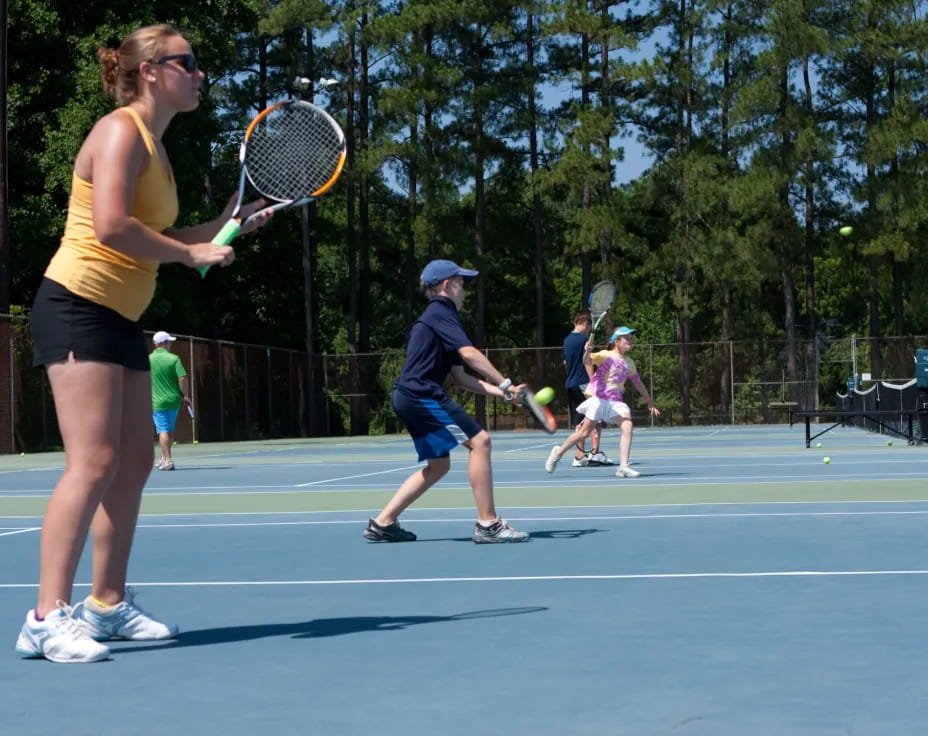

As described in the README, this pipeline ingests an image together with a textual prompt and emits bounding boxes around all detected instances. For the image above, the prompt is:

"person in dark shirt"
[363,259,530,544]
[563,312,608,466]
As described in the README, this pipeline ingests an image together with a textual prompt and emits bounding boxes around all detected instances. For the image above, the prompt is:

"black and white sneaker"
[362,518,417,542]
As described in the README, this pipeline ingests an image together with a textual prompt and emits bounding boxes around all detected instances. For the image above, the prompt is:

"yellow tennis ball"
[534,386,555,405]
[815,442,822,448]
[887,440,893,446]
[839,225,853,236]
[823,456,831,464]
[193,440,199,444]
[19,452,24,456]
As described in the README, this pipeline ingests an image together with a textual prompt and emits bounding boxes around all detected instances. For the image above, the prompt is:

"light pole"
[293,77,337,435]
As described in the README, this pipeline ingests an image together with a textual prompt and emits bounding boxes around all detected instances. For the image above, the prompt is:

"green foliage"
[5,0,928,432]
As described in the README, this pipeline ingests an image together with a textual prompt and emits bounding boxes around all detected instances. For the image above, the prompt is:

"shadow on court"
[111,607,547,654]
[398,528,608,543]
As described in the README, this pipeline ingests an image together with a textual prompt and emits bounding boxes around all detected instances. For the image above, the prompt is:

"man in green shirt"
[149,331,192,470]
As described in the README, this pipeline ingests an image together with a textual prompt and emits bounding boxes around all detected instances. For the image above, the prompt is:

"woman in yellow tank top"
[18,24,269,664]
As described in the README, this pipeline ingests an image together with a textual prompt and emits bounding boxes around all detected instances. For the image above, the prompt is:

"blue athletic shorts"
[152,409,179,434]
[392,389,483,461]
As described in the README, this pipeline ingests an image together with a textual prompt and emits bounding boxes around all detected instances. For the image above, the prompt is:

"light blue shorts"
[152,409,179,434]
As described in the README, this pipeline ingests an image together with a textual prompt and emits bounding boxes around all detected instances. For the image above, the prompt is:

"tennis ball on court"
[815,442,822,448]
[823,456,831,464]
[193,440,199,444]
[534,386,555,405]
[839,225,854,237]
[887,440,893,446]
[19,452,24,456]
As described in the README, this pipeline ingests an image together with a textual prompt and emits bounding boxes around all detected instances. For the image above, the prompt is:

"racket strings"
[589,284,616,315]
[244,105,345,201]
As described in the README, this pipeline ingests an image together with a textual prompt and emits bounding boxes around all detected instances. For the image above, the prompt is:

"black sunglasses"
[151,53,199,74]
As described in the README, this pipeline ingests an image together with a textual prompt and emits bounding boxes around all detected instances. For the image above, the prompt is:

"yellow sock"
[89,595,115,609]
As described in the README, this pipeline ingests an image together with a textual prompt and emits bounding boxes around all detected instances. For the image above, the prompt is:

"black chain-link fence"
[2,312,924,453]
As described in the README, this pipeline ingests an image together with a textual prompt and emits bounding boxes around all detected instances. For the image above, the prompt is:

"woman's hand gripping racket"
[504,386,557,434]
[200,100,347,277]
[588,280,617,337]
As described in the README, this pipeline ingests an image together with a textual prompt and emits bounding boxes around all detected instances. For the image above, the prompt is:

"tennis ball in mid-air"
[815,442,822,448]
[534,386,555,405]
[839,225,854,236]
[887,440,893,446]
[823,456,831,464]
[19,452,24,456]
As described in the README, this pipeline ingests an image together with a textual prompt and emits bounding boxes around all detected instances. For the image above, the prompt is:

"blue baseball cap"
[610,326,636,341]
[420,259,479,288]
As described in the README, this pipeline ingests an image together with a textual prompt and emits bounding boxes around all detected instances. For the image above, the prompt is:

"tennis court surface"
[2,423,928,734]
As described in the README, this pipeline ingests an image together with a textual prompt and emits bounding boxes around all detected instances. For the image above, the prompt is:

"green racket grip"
[197,220,241,278]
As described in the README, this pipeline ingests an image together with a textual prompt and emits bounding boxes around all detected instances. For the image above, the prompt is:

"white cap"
[153,331,176,344]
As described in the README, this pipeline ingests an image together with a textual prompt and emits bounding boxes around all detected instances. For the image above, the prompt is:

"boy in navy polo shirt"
[363,259,530,544]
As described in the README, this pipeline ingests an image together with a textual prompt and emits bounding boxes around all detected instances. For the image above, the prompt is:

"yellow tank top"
[44,106,179,321]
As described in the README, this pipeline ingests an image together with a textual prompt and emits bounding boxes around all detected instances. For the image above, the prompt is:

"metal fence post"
[188,338,197,445]
[9,322,14,453]
[649,343,654,428]
[730,340,735,425]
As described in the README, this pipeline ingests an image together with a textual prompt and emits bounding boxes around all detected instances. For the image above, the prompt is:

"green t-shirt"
[149,348,187,411]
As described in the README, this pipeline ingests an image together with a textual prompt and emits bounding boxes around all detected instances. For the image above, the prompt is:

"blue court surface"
[2,423,928,734]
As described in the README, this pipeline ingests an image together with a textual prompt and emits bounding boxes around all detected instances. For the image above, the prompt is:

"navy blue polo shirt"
[394,296,472,399]
[563,331,589,388]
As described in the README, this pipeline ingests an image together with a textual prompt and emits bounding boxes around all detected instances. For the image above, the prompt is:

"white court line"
[5,497,928,522]
[2,569,928,589]
[127,509,928,528]
[296,464,424,487]
[503,442,559,453]
[0,527,39,537]
[5,472,928,499]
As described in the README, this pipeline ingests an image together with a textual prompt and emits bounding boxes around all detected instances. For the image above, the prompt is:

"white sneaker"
[588,452,610,466]
[571,454,591,467]
[616,465,641,478]
[545,446,561,473]
[15,602,111,663]
[78,587,178,641]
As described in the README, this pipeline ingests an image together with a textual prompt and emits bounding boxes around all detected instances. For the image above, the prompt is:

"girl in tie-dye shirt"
[544,326,660,478]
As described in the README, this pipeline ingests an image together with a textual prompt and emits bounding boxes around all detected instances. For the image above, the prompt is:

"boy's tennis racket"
[588,280,617,336]
[200,100,347,277]
[505,387,557,434]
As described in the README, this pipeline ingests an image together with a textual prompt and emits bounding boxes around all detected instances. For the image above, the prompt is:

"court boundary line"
[5,507,928,531]
[2,569,928,589]
[4,497,928,521]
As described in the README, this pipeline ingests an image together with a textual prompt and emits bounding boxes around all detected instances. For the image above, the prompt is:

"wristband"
[497,378,512,392]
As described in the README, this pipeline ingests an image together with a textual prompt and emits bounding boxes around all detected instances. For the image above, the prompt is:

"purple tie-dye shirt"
[587,350,638,401]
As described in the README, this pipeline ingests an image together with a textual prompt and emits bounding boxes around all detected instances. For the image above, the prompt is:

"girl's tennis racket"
[588,280,617,336]
[199,100,347,277]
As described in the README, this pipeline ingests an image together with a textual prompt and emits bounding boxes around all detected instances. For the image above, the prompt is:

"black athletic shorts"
[30,277,150,371]
[566,386,588,427]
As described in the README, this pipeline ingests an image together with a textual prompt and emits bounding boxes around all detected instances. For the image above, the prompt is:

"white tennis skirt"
[575,396,631,423]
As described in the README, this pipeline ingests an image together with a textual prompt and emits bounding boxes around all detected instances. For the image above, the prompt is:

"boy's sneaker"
[15,602,111,663]
[78,587,178,641]
[588,452,611,466]
[362,518,417,542]
[545,446,561,473]
[473,518,530,544]
[616,465,641,478]
[571,454,591,467]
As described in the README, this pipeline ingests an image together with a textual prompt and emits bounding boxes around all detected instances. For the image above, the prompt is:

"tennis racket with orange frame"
[200,100,346,276]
